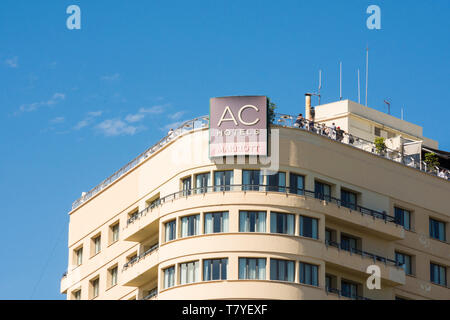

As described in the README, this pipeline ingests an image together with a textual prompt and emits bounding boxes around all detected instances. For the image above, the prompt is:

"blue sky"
[0,0,448,299]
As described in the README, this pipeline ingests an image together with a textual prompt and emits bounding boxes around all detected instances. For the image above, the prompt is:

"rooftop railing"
[71,112,448,211]
[325,240,403,268]
[126,184,399,226]
[274,113,449,181]
[71,116,209,210]
[123,243,159,270]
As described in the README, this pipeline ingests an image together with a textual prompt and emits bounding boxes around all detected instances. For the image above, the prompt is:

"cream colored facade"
[61,100,450,300]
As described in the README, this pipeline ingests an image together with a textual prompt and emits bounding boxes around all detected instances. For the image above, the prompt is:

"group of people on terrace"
[293,113,355,144]
[291,113,449,181]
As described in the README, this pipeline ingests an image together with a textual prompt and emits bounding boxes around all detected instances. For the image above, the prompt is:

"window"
[214,170,233,191]
[163,266,175,289]
[341,189,357,210]
[341,280,358,299]
[203,258,228,281]
[165,220,176,242]
[430,263,447,286]
[148,197,161,209]
[195,172,211,194]
[74,247,83,266]
[109,266,118,287]
[299,216,318,239]
[111,223,119,243]
[267,172,286,192]
[374,127,381,136]
[270,259,295,282]
[340,234,358,252]
[72,289,81,300]
[270,212,295,235]
[242,170,262,191]
[315,181,331,201]
[429,218,446,241]
[395,207,411,230]
[90,278,100,299]
[204,211,228,234]
[325,274,337,292]
[299,262,319,286]
[92,235,101,256]
[180,214,200,237]
[325,228,336,244]
[395,252,412,275]
[128,210,139,223]
[289,173,305,195]
[239,211,266,232]
[238,258,266,280]
[180,261,199,285]
[182,177,192,196]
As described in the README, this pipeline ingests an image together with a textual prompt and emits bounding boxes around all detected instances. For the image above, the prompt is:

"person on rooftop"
[294,114,304,128]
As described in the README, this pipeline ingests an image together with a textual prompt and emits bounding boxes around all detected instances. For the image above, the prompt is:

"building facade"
[61,98,450,300]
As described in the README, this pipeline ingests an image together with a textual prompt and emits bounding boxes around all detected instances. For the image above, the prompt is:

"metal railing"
[325,286,371,300]
[126,184,398,226]
[325,240,402,268]
[123,243,159,270]
[274,113,449,180]
[71,112,448,211]
[71,116,209,210]
[142,287,158,300]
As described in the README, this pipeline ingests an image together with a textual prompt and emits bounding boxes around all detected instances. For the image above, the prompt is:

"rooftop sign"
[209,96,268,157]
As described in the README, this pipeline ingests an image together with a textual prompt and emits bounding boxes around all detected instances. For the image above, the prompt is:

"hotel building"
[60,96,450,300]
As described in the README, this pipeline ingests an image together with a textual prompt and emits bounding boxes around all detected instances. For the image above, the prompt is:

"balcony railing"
[325,286,371,300]
[126,184,399,226]
[71,112,448,211]
[123,243,159,270]
[325,240,402,268]
[142,287,158,300]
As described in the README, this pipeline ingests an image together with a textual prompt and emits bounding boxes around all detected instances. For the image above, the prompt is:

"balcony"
[124,185,404,242]
[122,244,159,287]
[324,240,405,286]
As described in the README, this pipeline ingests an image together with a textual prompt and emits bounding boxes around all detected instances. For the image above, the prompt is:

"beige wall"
[61,124,450,300]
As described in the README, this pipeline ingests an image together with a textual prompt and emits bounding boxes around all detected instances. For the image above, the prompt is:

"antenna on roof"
[384,99,391,115]
[339,62,343,100]
[318,69,322,105]
[401,107,404,120]
[357,68,361,104]
[365,46,369,106]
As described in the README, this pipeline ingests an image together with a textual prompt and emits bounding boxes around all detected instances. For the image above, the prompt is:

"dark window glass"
[182,177,192,196]
[341,190,357,210]
[203,259,228,281]
[214,171,233,191]
[315,181,331,201]
[394,207,411,230]
[429,218,446,241]
[430,263,447,286]
[395,252,412,275]
[299,262,318,286]
[299,216,318,239]
[341,280,358,299]
[341,235,358,252]
[270,212,295,235]
[270,259,295,282]
[289,173,305,195]
[267,172,286,192]
[242,170,262,191]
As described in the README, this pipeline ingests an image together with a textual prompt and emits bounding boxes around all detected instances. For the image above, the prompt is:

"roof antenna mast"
[365,46,369,106]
